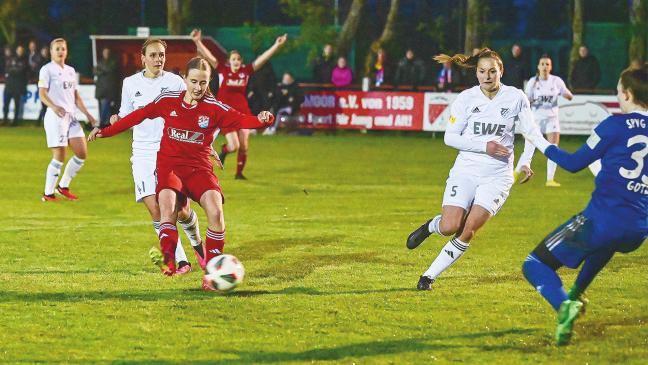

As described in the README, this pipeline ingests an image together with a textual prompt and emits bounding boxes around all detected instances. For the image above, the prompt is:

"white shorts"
[44,110,85,148]
[131,154,157,202]
[537,117,560,134]
[442,171,514,216]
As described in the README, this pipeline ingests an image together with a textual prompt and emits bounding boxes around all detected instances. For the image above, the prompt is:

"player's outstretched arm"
[191,29,219,69]
[252,34,287,71]
[75,90,97,127]
[544,144,600,173]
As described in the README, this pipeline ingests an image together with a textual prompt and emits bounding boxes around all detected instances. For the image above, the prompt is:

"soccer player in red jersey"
[88,57,274,289]
[191,29,287,179]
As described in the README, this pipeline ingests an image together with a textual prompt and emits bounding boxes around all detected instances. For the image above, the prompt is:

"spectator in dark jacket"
[266,71,304,135]
[436,60,462,92]
[37,46,49,124]
[502,43,528,89]
[247,60,277,115]
[313,44,335,83]
[3,45,29,125]
[27,40,43,81]
[93,47,121,127]
[393,48,425,90]
[570,45,601,90]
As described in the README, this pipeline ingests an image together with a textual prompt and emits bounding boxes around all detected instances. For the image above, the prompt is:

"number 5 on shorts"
[450,185,458,197]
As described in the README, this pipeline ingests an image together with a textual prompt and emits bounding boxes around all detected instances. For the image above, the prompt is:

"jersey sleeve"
[101,98,163,137]
[212,101,268,130]
[242,63,255,75]
[544,116,617,172]
[443,94,487,153]
[557,77,570,96]
[523,77,535,99]
[37,66,50,89]
[515,92,552,153]
[118,79,133,118]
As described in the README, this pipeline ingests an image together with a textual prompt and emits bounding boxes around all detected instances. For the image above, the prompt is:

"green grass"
[0,126,646,364]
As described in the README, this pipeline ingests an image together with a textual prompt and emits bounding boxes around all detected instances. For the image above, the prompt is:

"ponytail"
[434,48,504,72]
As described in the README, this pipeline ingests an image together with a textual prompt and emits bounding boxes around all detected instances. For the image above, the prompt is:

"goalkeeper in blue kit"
[521,64,648,345]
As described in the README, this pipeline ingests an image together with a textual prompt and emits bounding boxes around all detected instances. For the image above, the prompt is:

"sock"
[59,156,85,188]
[427,215,449,236]
[569,250,614,300]
[236,152,247,175]
[178,209,201,247]
[158,222,179,271]
[204,229,225,263]
[522,253,568,311]
[44,159,63,195]
[422,237,469,280]
[547,160,557,181]
[154,221,189,264]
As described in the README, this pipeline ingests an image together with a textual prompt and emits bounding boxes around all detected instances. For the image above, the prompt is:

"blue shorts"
[535,213,647,269]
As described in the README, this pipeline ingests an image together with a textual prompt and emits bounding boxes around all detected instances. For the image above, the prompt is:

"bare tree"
[629,0,646,66]
[167,0,192,35]
[363,0,399,77]
[336,0,366,57]
[0,0,27,45]
[464,0,481,53]
[569,0,584,79]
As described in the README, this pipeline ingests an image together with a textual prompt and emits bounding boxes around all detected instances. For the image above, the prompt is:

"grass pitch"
[0,126,646,364]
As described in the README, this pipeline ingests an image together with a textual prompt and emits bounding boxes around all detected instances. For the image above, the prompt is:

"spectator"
[36,46,49,125]
[331,56,353,88]
[502,43,528,89]
[313,43,335,83]
[393,48,425,91]
[93,47,120,127]
[27,40,43,81]
[371,48,389,87]
[436,60,462,92]
[3,45,29,126]
[1,45,12,77]
[266,71,304,135]
[461,47,481,87]
[570,45,601,90]
[247,59,277,115]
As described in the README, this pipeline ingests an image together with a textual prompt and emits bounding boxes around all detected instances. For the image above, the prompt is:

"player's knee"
[75,151,87,159]
[439,219,461,235]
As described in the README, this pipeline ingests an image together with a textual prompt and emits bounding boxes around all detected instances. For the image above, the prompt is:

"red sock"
[158,222,179,272]
[205,229,225,263]
[221,143,230,155]
[236,152,247,175]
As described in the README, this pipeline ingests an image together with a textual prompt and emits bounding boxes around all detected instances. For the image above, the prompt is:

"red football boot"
[56,186,78,200]
[41,194,59,202]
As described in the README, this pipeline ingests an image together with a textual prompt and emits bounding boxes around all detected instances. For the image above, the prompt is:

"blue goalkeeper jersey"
[545,111,648,230]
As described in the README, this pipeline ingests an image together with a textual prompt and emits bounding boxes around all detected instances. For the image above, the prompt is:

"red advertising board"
[300,91,424,131]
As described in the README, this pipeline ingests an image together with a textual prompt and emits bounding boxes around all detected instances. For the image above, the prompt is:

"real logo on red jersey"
[198,115,210,128]
[167,127,205,144]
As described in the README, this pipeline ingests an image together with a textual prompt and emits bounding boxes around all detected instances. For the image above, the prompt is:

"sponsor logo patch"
[198,115,210,128]
[167,127,205,144]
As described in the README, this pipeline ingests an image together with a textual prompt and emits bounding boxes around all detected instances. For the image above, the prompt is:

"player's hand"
[257,111,275,124]
[53,105,66,117]
[87,127,103,142]
[275,34,288,47]
[517,165,534,184]
[190,29,202,42]
[209,146,223,170]
[486,141,510,158]
[109,114,121,125]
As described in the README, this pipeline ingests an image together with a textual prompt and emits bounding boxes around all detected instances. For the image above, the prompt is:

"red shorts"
[156,165,223,204]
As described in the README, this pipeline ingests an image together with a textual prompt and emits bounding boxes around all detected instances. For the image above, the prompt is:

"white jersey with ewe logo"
[38,61,77,113]
[524,74,570,119]
[445,84,538,176]
[118,70,186,154]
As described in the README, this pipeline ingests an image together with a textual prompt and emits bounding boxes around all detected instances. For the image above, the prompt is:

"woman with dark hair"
[522,63,648,345]
[515,55,573,187]
[88,57,274,290]
[191,29,287,180]
[406,48,549,291]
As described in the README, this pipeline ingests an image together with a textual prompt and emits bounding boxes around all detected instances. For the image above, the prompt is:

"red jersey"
[101,90,266,169]
[216,63,254,114]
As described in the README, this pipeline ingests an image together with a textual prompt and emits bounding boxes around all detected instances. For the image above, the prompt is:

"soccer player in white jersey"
[39,38,97,202]
[406,48,551,290]
[515,55,573,187]
[112,38,204,274]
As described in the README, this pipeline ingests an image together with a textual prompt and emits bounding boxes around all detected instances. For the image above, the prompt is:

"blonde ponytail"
[434,48,503,71]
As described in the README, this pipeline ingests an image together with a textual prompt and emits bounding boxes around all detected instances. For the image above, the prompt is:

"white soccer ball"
[204,254,245,291]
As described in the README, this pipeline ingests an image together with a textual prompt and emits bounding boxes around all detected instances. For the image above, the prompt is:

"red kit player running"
[88,57,274,289]
[191,29,287,179]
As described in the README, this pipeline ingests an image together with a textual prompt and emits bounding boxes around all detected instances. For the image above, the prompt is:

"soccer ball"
[203,254,245,291]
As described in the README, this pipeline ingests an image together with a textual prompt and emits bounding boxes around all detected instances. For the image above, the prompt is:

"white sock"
[59,156,85,188]
[547,160,557,181]
[153,221,188,264]
[44,159,63,195]
[178,209,201,247]
[422,238,470,280]
[427,215,448,236]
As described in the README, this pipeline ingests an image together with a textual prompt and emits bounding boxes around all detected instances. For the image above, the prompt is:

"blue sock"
[570,250,614,299]
[522,253,568,311]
